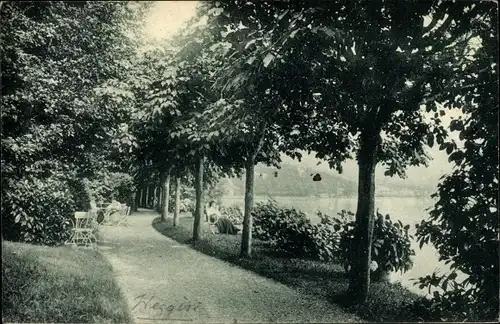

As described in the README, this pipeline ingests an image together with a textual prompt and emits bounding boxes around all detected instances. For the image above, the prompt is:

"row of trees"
[134,0,497,310]
[1,0,497,318]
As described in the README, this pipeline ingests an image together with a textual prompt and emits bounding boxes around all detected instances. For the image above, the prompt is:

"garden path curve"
[98,209,363,324]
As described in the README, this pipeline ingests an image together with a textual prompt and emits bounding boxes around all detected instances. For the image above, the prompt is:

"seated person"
[107,199,122,211]
[205,201,240,235]
[106,199,123,220]
[215,217,240,235]
[205,201,222,224]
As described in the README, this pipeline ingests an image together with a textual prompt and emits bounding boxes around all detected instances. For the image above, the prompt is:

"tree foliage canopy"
[1,1,149,243]
[414,5,498,320]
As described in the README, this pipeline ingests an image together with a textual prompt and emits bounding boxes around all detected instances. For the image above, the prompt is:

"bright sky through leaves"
[143,1,198,41]
[141,1,464,188]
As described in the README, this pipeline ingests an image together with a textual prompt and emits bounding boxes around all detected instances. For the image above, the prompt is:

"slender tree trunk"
[193,155,204,241]
[159,186,163,210]
[204,186,210,223]
[241,158,255,258]
[145,186,150,208]
[159,174,165,220]
[174,176,181,227]
[240,121,267,258]
[131,189,137,212]
[348,129,380,304]
[161,170,171,221]
[138,188,143,208]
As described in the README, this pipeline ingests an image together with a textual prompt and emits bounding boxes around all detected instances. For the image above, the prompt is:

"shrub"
[165,183,196,213]
[86,171,134,205]
[1,175,74,245]
[337,210,415,280]
[252,199,323,258]
[407,273,486,321]
[252,198,309,242]
[251,201,414,268]
[167,196,193,214]
[220,204,244,225]
[372,212,414,274]
[306,211,347,262]
[274,218,317,257]
[110,172,134,205]
[251,200,349,260]
[68,177,92,211]
[158,196,193,216]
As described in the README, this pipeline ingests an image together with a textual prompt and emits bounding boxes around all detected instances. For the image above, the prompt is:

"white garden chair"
[115,204,131,226]
[67,211,98,249]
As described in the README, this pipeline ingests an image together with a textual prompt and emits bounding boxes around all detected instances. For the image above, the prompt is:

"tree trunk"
[174,176,181,227]
[159,186,163,210]
[241,158,256,258]
[138,188,143,208]
[347,129,380,304]
[131,189,137,212]
[161,170,171,221]
[204,186,209,223]
[193,155,204,241]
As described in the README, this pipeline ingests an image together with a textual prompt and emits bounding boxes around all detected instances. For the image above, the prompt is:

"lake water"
[221,195,458,296]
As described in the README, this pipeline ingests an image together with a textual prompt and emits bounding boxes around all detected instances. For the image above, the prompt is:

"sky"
[143,1,198,41]
[141,1,461,188]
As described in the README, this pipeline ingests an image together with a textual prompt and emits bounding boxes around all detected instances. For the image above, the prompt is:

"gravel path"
[98,209,363,324]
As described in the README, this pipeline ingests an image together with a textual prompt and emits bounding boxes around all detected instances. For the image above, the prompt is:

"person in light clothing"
[206,201,221,224]
[205,201,240,235]
[106,199,123,223]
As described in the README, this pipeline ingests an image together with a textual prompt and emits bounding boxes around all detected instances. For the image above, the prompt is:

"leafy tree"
[413,5,498,321]
[162,16,253,242]
[1,1,148,242]
[131,46,183,220]
[176,3,286,256]
[202,0,493,303]
[134,18,244,239]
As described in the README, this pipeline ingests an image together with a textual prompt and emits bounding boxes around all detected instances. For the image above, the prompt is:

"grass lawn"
[153,216,421,322]
[2,241,133,324]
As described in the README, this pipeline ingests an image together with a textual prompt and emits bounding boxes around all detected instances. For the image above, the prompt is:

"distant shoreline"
[222,194,433,199]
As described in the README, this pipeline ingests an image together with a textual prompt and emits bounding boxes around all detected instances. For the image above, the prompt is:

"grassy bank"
[153,216,421,322]
[2,241,132,324]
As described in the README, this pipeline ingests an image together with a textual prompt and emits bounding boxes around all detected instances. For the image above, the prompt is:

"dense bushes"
[86,172,134,205]
[251,199,340,260]
[338,210,415,280]
[67,178,92,211]
[167,184,195,213]
[251,199,415,278]
[1,175,74,245]
[220,205,244,225]
[310,211,347,261]
[1,1,143,246]
[408,273,485,321]
[252,199,308,241]
[1,170,136,246]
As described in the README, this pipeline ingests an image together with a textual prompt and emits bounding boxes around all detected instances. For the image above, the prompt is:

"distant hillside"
[220,162,433,198]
